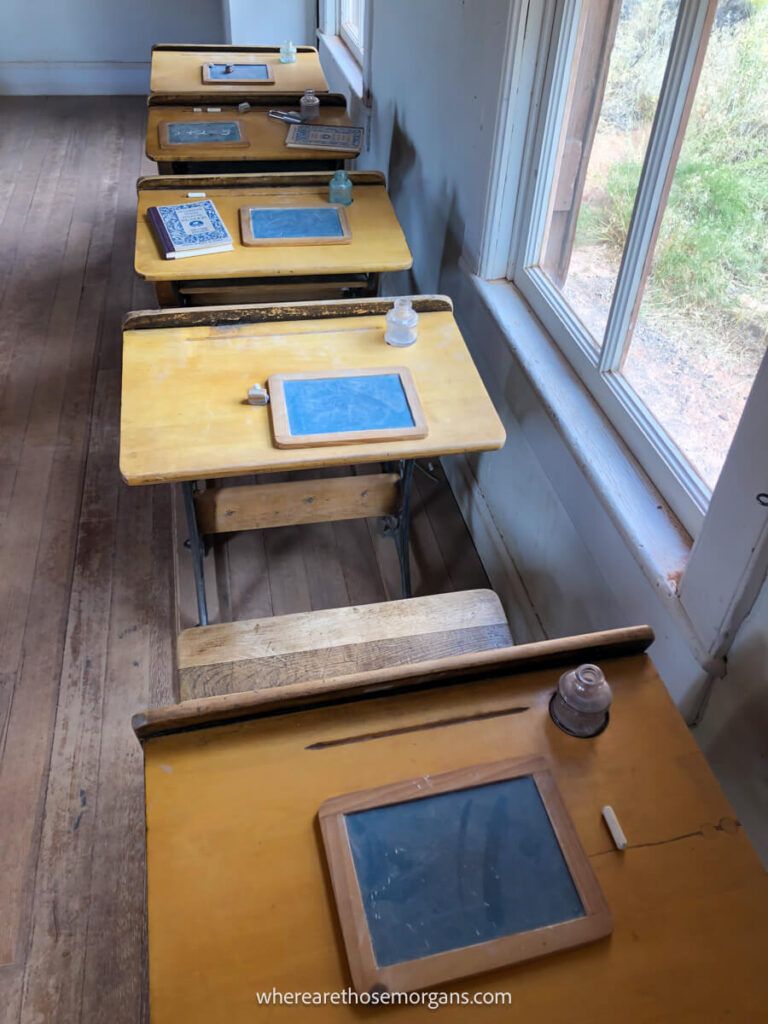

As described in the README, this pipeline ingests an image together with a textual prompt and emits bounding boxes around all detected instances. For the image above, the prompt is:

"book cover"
[285,124,364,153]
[147,200,233,259]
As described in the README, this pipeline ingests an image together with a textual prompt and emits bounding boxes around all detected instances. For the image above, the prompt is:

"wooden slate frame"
[158,119,249,149]
[267,367,428,449]
[318,755,612,994]
[239,203,352,246]
[201,62,275,85]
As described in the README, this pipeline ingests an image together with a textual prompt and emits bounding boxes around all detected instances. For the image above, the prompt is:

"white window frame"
[480,0,768,674]
[513,0,724,538]
[320,0,368,67]
[339,0,367,66]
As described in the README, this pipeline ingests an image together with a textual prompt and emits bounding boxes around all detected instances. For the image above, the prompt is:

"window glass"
[540,0,680,348]
[621,0,768,488]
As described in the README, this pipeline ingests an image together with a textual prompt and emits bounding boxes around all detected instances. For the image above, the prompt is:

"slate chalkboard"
[318,756,612,993]
[160,120,246,148]
[240,205,351,246]
[267,367,428,449]
[202,62,274,84]
[346,775,584,967]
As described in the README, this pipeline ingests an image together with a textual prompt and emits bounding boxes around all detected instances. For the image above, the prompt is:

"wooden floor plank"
[17,373,122,1022]
[0,104,126,971]
[78,480,172,1024]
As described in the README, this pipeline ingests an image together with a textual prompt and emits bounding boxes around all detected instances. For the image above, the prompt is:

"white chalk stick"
[193,106,203,112]
[602,805,628,850]
[207,106,221,113]
[187,192,207,198]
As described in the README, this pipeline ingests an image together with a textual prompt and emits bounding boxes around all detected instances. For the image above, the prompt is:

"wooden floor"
[0,97,489,1024]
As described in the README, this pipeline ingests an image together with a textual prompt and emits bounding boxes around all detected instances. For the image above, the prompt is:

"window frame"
[320,0,368,68]
[510,0,724,537]
[480,0,768,671]
[339,0,367,66]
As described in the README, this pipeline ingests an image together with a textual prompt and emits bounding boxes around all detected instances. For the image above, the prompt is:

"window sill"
[317,31,364,103]
[471,275,693,618]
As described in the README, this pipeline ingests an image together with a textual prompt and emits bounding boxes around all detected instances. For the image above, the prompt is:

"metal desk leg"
[395,459,415,598]
[181,481,209,626]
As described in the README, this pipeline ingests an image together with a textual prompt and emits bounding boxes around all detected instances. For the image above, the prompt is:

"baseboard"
[0,62,150,95]
[442,453,546,644]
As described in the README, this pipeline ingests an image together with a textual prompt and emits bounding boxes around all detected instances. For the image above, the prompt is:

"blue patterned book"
[147,199,233,260]
[285,123,364,153]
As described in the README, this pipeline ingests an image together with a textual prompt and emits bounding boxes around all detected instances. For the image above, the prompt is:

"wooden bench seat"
[177,589,513,700]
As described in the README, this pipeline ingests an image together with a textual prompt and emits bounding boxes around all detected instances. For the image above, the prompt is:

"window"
[339,0,367,65]
[512,0,768,536]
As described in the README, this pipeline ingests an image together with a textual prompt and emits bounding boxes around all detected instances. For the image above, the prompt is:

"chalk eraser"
[237,101,251,112]
[246,384,270,406]
[602,805,628,851]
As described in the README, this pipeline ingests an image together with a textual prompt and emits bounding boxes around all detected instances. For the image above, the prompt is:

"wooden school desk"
[149,43,329,97]
[146,93,358,174]
[134,172,412,308]
[119,296,506,625]
[133,626,768,1024]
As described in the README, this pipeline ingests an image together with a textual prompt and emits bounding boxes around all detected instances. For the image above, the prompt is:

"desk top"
[120,297,506,485]
[150,44,329,96]
[138,630,768,1023]
[145,95,357,164]
[134,172,410,282]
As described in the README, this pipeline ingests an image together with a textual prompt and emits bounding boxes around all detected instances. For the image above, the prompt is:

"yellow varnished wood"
[145,102,356,164]
[135,180,411,282]
[119,309,506,484]
[143,654,768,1023]
[150,48,328,96]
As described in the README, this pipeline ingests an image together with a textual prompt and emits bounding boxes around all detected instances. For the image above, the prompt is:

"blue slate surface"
[167,121,242,144]
[249,206,344,240]
[207,63,270,81]
[284,374,414,437]
[345,776,585,968]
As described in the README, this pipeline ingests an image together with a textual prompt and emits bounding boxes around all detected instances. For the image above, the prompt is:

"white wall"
[223,0,317,47]
[321,0,768,858]
[0,0,224,94]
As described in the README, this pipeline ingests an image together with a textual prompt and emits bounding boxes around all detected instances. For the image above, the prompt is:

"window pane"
[340,0,365,55]
[620,0,768,490]
[540,0,680,347]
